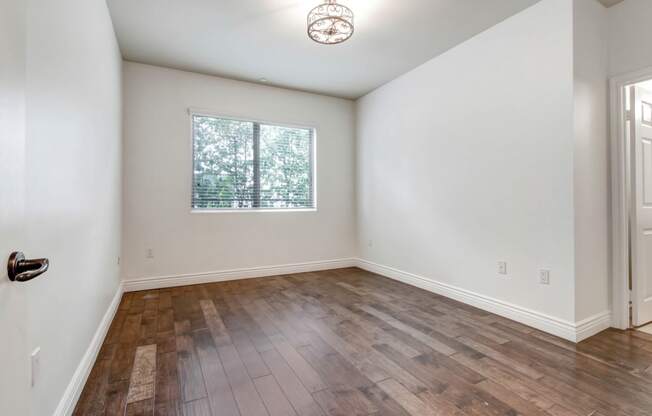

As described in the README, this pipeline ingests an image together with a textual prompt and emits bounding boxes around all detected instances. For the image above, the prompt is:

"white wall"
[122,62,356,281]
[356,0,577,322]
[573,0,610,322]
[24,1,123,415]
[0,0,29,414]
[608,0,652,77]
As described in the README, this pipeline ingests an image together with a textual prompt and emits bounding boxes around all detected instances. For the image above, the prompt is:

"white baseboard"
[123,258,357,292]
[356,258,611,343]
[575,310,612,342]
[53,282,124,416]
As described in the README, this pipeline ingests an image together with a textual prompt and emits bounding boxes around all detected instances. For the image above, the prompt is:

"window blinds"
[192,114,315,210]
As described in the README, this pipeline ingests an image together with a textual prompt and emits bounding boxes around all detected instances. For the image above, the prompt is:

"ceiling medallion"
[307,0,354,45]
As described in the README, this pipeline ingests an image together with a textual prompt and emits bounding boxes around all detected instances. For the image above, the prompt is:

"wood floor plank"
[253,298,313,347]
[456,335,544,380]
[306,318,389,383]
[231,329,271,379]
[475,378,553,416]
[296,345,378,415]
[219,343,270,416]
[358,384,412,416]
[416,390,469,416]
[358,304,456,356]
[125,397,154,416]
[109,342,138,383]
[450,352,558,411]
[377,378,432,416]
[311,389,348,416]
[182,398,212,416]
[268,333,327,393]
[175,321,208,403]
[155,351,180,408]
[297,344,373,391]
[254,374,298,416]
[332,319,428,394]
[73,358,112,416]
[193,329,240,416]
[373,343,449,393]
[325,301,422,358]
[103,380,129,416]
[330,388,378,416]
[126,344,157,404]
[200,299,232,347]
[74,268,652,416]
[260,348,324,416]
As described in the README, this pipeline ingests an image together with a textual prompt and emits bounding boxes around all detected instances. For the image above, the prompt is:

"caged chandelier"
[307,0,354,45]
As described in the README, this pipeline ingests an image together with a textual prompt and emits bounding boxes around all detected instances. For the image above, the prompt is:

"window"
[191,113,315,210]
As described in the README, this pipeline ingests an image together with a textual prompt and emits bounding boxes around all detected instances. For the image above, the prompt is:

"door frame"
[610,65,652,329]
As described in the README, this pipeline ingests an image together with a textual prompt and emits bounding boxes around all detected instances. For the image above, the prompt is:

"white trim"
[123,258,357,292]
[190,208,318,214]
[356,259,611,343]
[575,311,613,342]
[609,66,652,330]
[53,282,124,416]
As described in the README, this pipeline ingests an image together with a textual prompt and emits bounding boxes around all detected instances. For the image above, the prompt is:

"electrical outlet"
[367,240,373,248]
[146,249,154,259]
[497,261,507,275]
[539,269,551,285]
[30,347,40,388]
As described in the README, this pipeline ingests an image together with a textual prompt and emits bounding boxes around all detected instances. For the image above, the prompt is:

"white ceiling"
[108,0,541,99]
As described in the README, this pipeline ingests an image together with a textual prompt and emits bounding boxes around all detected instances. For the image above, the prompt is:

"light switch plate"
[30,347,40,387]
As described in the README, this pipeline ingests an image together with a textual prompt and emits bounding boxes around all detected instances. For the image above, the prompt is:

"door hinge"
[626,110,633,121]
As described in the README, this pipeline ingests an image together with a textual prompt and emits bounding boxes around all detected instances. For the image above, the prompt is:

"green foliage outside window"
[192,115,314,209]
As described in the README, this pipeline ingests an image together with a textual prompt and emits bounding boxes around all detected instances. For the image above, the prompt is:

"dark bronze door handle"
[7,252,49,282]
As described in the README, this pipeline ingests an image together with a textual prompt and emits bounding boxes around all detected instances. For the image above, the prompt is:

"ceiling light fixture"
[307,0,354,45]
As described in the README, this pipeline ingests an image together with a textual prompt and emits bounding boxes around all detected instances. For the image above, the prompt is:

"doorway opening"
[611,68,652,332]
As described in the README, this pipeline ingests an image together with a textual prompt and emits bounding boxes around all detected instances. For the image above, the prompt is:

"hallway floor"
[74,268,652,415]
[637,323,652,335]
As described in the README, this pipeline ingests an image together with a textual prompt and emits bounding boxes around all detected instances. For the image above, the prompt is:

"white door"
[0,0,31,413]
[630,85,652,326]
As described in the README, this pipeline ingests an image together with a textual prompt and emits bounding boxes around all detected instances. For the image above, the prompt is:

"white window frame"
[188,108,318,213]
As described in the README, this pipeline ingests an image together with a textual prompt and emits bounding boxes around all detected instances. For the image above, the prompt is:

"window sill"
[190,208,318,214]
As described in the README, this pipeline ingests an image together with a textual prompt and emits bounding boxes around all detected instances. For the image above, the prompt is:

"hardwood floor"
[74,268,652,416]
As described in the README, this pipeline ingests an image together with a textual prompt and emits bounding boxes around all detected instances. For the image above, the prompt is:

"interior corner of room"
[3,0,652,415]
